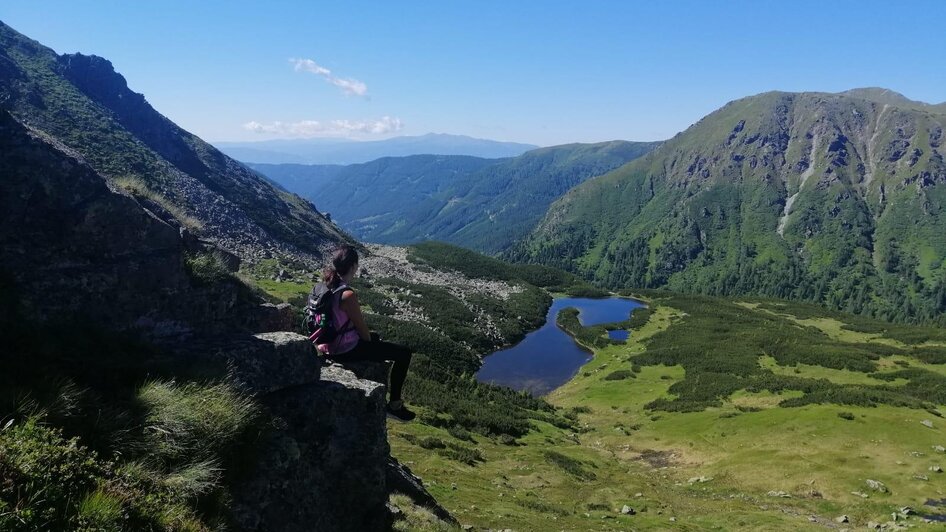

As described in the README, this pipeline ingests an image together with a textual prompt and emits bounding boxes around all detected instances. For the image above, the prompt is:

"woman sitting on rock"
[311,244,415,421]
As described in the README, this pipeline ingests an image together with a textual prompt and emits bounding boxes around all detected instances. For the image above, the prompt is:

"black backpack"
[303,283,353,346]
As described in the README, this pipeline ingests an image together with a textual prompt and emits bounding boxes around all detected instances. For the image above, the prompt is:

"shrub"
[184,252,233,286]
[447,425,474,442]
[438,444,484,466]
[417,437,446,450]
[603,370,633,381]
[0,418,102,531]
[542,450,596,481]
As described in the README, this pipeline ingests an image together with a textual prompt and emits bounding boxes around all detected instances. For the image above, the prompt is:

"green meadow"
[389,293,946,530]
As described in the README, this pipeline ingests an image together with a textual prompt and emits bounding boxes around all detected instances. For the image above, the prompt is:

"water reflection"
[476,297,643,396]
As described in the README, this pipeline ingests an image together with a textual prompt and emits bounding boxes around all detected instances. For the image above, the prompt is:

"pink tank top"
[316,285,360,355]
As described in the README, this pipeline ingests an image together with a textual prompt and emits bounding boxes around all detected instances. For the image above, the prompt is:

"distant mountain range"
[215,133,539,164]
[250,141,660,253]
[511,88,946,323]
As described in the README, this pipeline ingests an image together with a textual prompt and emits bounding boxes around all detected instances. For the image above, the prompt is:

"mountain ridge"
[215,132,539,164]
[0,20,349,260]
[512,88,946,324]
[252,140,660,253]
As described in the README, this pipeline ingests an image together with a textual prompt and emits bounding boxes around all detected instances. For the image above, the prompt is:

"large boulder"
[232,364,390,532]
[181,332,321,395]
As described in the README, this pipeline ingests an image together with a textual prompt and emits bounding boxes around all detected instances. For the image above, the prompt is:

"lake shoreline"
[475,296,644,396]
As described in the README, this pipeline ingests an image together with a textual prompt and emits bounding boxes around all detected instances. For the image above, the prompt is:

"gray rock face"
[335,359,393,385]
[0,109,303,340]
[232,364,390,532]
[182,332,321,395]
[172,335,426,531]
[387,458,458,525]
[248,302,297,333]
[0,110,197,336]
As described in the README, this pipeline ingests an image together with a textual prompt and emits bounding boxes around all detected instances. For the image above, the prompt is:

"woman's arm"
[339,290,371,342]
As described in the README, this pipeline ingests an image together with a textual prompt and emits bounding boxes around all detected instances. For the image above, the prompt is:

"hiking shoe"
[386,400,416,422]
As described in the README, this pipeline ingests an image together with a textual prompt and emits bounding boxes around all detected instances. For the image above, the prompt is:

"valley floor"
[389,296,946,531]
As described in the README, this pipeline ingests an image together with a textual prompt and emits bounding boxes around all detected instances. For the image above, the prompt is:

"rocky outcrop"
[0,108,283,339]
[182,332,322,395]
[178,333,454,531]
[232,360,391,532]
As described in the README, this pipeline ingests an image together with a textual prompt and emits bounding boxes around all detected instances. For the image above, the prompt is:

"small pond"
[608,329,630,341]
[476,297,644,396]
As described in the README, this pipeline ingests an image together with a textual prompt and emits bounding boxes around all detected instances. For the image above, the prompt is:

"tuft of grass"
[75,489,124,530]
[113,175,203,231]
[184,252,233,286]
[389,493,457,532]
[162,460,223,499]
[136,380,261,467]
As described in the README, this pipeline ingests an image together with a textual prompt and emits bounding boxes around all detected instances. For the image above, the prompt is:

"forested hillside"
[512,89,946,324]
[252,140,659,253]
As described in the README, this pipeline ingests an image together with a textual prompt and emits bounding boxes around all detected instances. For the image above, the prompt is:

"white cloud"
[290,58,368,97]
[242,116,403,137]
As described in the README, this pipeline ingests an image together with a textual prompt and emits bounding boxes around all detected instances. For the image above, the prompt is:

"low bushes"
[542,450,596,481]
[630,291,946,412]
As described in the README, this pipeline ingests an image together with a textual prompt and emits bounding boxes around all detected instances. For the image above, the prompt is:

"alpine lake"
[476,296,644,395]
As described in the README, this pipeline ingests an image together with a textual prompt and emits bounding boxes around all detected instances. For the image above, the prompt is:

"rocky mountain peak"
[840,87,937,110]
[0,20,351,261]
[57,52,151,117]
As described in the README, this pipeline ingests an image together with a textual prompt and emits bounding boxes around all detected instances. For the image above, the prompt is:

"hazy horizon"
[3,1,945,146]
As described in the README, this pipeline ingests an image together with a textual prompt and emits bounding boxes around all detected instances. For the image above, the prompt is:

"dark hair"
[323,244,359,288]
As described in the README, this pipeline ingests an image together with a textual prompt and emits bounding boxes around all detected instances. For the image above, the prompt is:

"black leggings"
[331,334,412,401]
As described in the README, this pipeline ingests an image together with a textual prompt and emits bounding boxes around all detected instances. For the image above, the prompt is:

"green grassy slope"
[389,290,946,530]
[512,90,946,324]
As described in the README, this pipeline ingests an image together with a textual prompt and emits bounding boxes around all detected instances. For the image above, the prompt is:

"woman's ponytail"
[323,244,359,289]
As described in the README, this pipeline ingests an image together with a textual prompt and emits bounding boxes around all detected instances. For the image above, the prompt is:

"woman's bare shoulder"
[339,287,358,301]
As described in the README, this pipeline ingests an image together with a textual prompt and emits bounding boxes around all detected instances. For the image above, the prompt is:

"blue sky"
[3,1,945,146]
